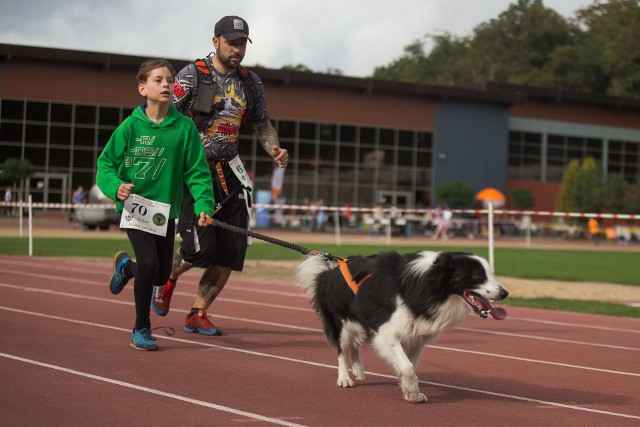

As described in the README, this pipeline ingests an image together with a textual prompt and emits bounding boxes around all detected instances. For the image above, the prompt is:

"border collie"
[296,251,509,403]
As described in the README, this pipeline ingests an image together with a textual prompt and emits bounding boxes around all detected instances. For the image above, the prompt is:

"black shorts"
[178,163,249,271]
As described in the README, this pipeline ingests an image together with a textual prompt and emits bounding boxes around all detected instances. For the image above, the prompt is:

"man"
[152,16,288,335]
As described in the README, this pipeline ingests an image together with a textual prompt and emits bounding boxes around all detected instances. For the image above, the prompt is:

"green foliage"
[1,237,639,287]
[0,158,34,186]
[372,0,640,98]
[504,297,640,318]
[510,188,535,209]
[435,180,475,208]
[556,157,604,217]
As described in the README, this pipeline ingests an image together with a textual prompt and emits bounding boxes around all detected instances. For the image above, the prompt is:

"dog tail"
[296,255,332,300]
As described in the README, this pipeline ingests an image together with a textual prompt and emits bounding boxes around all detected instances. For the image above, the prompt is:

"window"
[1,99,24,120]
[75,105,96,124]
[51,103,72,123]
[26,101,49,122]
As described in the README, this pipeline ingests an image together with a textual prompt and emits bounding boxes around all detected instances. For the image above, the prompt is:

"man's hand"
[272,146,288,168]
[116,183,135,201]
[198,212,212,227]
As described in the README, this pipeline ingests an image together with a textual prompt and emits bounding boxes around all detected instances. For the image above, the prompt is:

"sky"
[0,0,593,78]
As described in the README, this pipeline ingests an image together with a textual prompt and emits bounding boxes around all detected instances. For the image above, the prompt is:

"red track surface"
[1,254,639,426]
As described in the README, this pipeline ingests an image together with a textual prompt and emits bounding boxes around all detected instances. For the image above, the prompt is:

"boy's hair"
[136,59,176,83]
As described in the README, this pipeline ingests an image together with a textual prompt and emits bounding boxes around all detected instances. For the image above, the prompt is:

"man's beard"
[217,51,242,70]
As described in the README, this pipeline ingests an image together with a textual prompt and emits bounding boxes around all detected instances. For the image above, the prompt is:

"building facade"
[1,44,639,211]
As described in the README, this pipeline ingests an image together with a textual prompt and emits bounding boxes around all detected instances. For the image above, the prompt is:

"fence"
[2,197,639,270]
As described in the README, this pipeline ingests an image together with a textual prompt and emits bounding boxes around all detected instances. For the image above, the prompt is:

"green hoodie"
[97,104,215,219]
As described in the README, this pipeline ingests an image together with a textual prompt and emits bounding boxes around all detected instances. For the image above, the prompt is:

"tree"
[372,0,640,97]
[435,180,474,208]
[556,157,603,218]
[573,0,640,97]
[0,158,34,203]
[510,188,535,209]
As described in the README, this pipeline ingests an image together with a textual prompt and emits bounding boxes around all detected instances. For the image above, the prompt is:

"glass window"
[340,125,356,143]
[24,145,47,166]
[277,120,296,138]
[26,101,49,122]
[75,105,96,124]
[51,103,73,123]
[319,124,336,142]
[0,122,23,142]
[379,129,395,148]
[0,144,22,162]
[398,130,414,148]
[416,132,432,150]
[73,149,97,168]
[74,127,95,147]
[99,107,121,126]
[71,171,96,189]
[25,124,47,143]
[50,126,72,145]
[299,122,316,141]
[339,144,356,164]
[97,129,113,147]
[360,127,376,145]
[1,99,24,120]
[49,148,70,168]
[298,141,316,161]
[398,149,413,167]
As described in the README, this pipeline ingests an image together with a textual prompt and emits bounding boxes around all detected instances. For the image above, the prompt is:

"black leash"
[206,217,339,262]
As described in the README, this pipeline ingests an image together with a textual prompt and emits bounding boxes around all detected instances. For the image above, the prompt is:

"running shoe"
[130,328,158,351]
[109,250,132,295]
[183,310,222,336]
[151,279,176,316]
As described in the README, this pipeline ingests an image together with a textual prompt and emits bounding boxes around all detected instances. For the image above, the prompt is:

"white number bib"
[120,194,171,237]
[229,155,253,245]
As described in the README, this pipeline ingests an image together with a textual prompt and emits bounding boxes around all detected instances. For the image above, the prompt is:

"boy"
[97,59,215,350]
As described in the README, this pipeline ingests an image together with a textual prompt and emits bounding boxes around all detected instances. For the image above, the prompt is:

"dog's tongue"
[490,306,507,320]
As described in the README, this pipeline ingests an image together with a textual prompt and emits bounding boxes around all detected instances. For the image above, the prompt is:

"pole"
[488,202,494,272]
[28,194,33,256]
[334,210,341,246]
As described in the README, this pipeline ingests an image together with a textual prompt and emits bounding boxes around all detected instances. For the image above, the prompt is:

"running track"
[1,254,639,426]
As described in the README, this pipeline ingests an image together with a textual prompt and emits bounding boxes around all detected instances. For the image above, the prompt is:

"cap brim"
[222,32,252,43]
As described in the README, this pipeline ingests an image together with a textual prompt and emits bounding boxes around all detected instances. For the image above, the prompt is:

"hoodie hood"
[131,104,182,128]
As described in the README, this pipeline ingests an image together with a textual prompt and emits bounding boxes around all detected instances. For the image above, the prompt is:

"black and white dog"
[296,251,509,403]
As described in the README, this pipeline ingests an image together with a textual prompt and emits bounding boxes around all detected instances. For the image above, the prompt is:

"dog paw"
[403,392,428,404]
[352,365,365,381]
[337,377,355,388]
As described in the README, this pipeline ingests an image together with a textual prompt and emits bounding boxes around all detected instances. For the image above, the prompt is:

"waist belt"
[207,159,228,165]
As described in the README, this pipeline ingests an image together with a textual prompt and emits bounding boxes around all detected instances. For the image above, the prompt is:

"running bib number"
[120,194,171,236]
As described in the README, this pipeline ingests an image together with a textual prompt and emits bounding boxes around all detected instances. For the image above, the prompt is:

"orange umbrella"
[476,187,505,207]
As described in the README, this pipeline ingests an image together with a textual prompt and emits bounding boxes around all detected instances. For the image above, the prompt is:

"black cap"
[214,16,252,43]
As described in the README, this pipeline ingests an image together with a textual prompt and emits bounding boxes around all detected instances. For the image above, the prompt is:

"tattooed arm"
[254,120,288,168]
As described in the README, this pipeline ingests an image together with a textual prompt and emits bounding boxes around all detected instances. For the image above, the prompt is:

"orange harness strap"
[337,258,371,295]
[214,161,230,197]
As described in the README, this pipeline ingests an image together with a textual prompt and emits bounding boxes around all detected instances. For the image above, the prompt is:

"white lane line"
[457,327,640,351]
[0,352,306,427]
[3,263,639,334]
[0,306,639,421]
[507,316,640,334]
[1,288,640,378]
[1,280,638,353]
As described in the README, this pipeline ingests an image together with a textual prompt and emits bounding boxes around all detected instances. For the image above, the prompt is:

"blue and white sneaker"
[109,250,132,295]
[130,328,158,351]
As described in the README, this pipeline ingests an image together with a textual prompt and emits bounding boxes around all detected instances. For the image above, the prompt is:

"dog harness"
[337,258,371,295]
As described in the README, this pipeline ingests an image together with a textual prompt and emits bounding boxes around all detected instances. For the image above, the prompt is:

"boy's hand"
[198,212,212,227]
[117,183,135,201]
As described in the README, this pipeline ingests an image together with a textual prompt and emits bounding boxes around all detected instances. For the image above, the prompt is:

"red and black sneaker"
[151,279,176,317]
[183,309,222,336]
